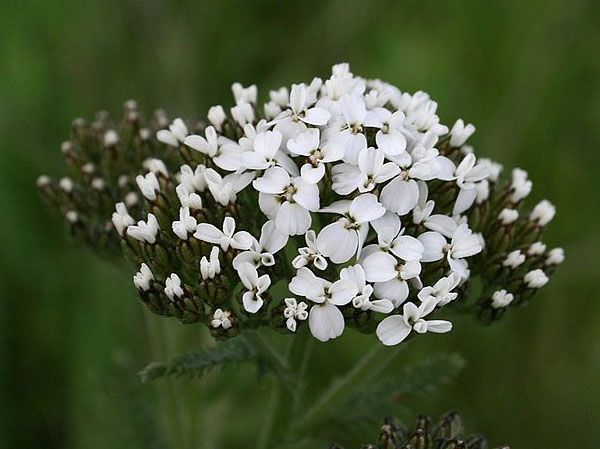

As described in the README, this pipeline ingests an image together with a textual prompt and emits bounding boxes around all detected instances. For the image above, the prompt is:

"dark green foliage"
[138,339,253,383]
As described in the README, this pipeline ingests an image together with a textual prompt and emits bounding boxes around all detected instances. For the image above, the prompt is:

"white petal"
[317,222,358,264]
[453,187,477,216]
[418,232,446,262]
[358,147,384,175]
[376,315,411,346]
[242,291,264,314]
[424,215,457,238]
[276,201,311,236]
[328,279,359,306]
[194,223,223,244]
[390,235,424,261]
[183,134,208,153]
[242,151,270,170]
[362,252,397,282]
[254,130,282,159]
[253,166,290,194]
[349,193,386,224]
[376,131,406,157]
[380,178,419,216]
[292,178,320,211]
[371,212,401,244]
[331,163,361,195]
[258,193,279,219]
[289,267,325,300]
[259,220,288,254]
[370,299,394,314]
[309,302,345,342]
[231,231,254,250]
[301,163,325,184]
[373,279,409,307]
[238,262,259,289]
[287,128,319,156]
[425,319,452,333]
[302,107,330,126]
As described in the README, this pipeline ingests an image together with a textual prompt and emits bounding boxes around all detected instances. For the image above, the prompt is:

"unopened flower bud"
[524,269,549,289]
[527,242,546,256]
[498,208,518,225]
[530,199,555,226]
[546,247,565,266]
[491,289,514,308]
[103,129,119,147]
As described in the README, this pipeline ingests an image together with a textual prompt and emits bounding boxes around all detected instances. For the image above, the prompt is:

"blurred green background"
[1,0,599,447]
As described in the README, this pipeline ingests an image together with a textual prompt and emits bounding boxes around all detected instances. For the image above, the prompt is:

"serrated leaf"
[138,339,253,383]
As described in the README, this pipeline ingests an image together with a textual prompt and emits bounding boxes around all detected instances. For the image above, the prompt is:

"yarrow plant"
[39,63,564,347]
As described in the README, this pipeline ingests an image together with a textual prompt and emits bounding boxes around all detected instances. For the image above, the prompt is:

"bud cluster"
[37,101,181,252]
[331,412,509,449]
[38,63,563,345]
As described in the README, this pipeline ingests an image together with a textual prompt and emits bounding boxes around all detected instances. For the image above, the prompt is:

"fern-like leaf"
[139,339,253,383]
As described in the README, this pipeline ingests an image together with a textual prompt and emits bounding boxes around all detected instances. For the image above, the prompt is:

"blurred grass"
[1,0,599,447]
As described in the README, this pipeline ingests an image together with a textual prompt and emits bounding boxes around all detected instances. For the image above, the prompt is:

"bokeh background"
[1,0,599,448]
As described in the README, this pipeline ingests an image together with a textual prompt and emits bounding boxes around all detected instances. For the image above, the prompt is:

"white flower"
[112,202,134,236]
[373,110,408,157]
[200,247,221,280]
[204,168,255,206]
[133,263,154,291]
[418,224,482,278]
[376,298,452,346]
[412,182,435,225]
[289,267,358,342]
[527,242,547,256]
[233,220,288,269]
[449,119,476,147]
[287,128,344,184]
[332,147,400,194]
[417,273,461,307]
[207,105,227,131]
[279,83,331,127]
[524,269,549,288]
[292,230,328,271]
[176,184,203,210]
[362,252,421,307]
[194,216,253,251]
[253,166,320,235]
[164,273,184,300]
[127,213,160,244]
[241,129,297,173]
[178,164,207,192]
[498,208,519,225]
[530,200,555,226]
[362,211,425,262]
[157,118,188,146]
[211,309,232,329]
[283,298,309,332]
[491,289,514,309]
[237,262,271,313]
[340,264,393,313]
[136,172,160,201]
[317,194,386,263]
[172,207,197,240]
[511,168,532,202]
[453,153,489,215]
[184,126,219,157]
[546,247,565,266]
[503,250,525,268]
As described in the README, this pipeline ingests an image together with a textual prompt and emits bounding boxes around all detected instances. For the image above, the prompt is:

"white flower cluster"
[117,63,563,345]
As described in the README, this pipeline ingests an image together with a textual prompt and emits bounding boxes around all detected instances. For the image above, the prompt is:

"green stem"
[256,381,282,449]
[243,330,296,392]
[290,344,391,435]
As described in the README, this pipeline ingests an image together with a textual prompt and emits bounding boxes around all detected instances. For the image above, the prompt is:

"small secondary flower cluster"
[39,63,564,346]
[331,412,509,449]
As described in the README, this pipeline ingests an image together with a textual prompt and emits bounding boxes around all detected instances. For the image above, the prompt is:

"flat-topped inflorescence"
[38,63,564,345]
